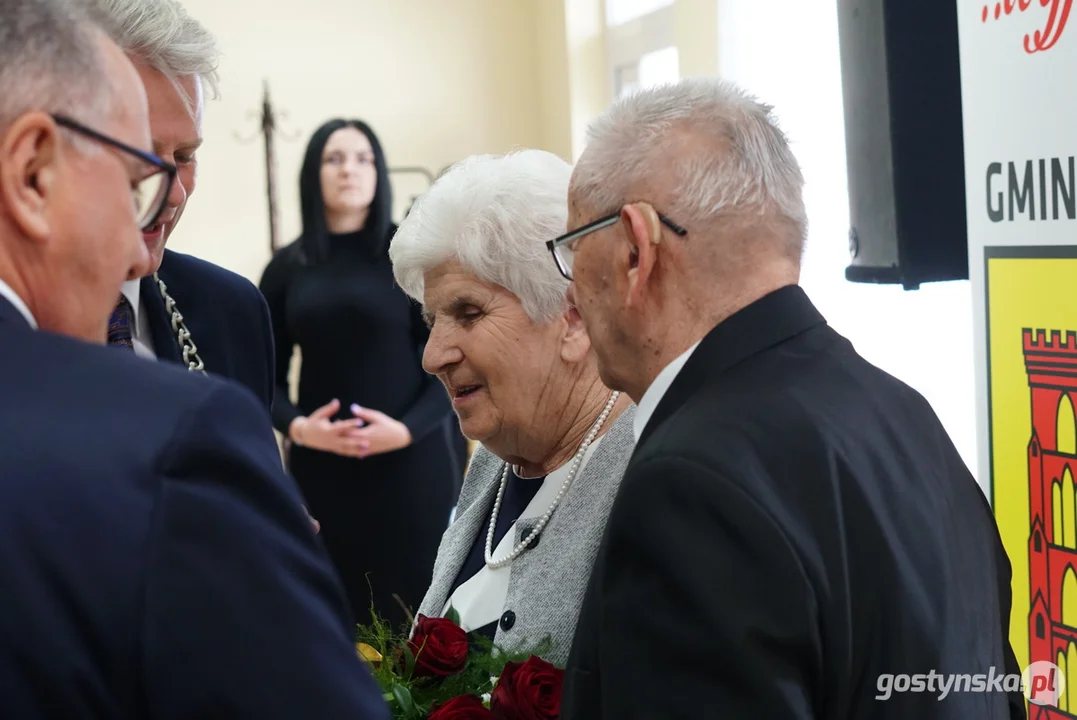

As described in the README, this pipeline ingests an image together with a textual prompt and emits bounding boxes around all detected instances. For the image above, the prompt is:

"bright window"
[638,45,679,89]
[605,0,676,101]
[605,0,674,27]
[616,45,679,97]
[717,0,980,481]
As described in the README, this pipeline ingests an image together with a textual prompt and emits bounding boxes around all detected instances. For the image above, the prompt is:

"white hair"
[0,0,113,133]
[390,149,573,323]
[572,77,808,259]
[94,0,220,105]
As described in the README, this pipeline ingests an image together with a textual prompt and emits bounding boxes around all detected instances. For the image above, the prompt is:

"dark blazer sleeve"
[996,529,1027,719]
[141,382,389,719]
[258,250,302,434]
[250,280,276,414]
[593,454,820,719]
[397,297,452,442]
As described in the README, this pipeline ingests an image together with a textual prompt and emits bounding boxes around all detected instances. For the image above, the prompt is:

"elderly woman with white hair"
[389,149,636,665]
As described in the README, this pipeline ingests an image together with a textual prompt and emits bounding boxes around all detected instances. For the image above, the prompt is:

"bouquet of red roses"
[356,607,564,719]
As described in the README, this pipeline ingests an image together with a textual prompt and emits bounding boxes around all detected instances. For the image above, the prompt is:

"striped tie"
[107,295,134,350]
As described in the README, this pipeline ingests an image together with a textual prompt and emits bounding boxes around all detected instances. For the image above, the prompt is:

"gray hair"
[572,77,808,260]
[0,0,114,133]
[390,149,573,323]
[94,0,220,104]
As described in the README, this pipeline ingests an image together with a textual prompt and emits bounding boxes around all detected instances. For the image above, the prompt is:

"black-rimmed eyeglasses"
[52,114,177,231]
[545,210,687,281]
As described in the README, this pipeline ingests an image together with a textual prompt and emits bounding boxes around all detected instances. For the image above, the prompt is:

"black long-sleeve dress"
[259,225,460,630]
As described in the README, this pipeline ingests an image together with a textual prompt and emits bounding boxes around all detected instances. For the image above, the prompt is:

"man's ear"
[560,300,593,364]
[620,202,661,307]
[0,113,60,243]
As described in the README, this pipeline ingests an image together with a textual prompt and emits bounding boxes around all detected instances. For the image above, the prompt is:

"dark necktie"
[108,295,134,350]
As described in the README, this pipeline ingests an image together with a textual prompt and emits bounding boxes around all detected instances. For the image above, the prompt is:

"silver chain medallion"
[153,272,207,375]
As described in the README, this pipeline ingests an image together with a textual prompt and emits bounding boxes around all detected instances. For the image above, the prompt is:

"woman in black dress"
[259,118,460,630]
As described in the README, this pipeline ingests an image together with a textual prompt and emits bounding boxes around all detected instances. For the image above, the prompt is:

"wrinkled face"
[0,35,153,341]
[320,127,377,216]
[564,193,628,391]
[420,260,569,445]
[133,61,202,273]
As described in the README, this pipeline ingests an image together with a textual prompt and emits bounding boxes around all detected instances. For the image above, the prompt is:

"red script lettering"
[982,0,1072,53]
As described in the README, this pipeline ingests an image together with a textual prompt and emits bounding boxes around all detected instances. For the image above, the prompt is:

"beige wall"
[565,0,611,161]
[535,0,574,162]
[166,0,719,284]
[675,0,718,78]
[159,0,718,456]
[169,0,550,284]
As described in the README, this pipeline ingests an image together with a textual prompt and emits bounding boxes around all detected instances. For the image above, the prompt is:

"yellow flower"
[357,642,383,664]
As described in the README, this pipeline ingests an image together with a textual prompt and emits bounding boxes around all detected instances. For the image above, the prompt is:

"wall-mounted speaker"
[836,0,968,290]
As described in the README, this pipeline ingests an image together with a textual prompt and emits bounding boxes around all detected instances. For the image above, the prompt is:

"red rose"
[490,655,564,720]
[428,694,493,719]
[408,614,469,678]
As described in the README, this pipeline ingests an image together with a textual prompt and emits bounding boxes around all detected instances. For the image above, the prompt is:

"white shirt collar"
[120,277,142,328]
[633,340,701,443]
[0,278,37,329]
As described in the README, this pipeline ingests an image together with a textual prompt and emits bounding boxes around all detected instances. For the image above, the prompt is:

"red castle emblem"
[1025,328,1077,718]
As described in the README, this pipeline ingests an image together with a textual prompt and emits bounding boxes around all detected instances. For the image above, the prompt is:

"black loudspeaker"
[836,0,968,290]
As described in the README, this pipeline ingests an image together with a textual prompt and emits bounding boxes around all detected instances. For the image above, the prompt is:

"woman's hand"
[288,399,368,457]
[348,404,413,459]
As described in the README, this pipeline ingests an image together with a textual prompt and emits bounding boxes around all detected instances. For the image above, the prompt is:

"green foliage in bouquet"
[355,604,558,719]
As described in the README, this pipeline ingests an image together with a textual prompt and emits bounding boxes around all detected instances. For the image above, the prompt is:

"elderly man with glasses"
[0,2,389,718]
[557,78,1023,720]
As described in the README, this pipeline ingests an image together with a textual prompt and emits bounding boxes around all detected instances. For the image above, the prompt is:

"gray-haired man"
[0,1,387,717]
[95,0,276,411]
[560,77,1023,720]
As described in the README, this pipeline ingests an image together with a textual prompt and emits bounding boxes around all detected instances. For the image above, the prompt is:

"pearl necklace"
[484,390,620,569]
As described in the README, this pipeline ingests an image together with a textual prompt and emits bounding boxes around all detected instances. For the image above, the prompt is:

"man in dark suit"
[97,0,274,409]
[147,249,275,405]
[0,2,386,717]
[554,77,1025,719]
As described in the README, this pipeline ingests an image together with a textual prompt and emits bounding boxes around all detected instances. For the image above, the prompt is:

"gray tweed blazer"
[416,405,636,667]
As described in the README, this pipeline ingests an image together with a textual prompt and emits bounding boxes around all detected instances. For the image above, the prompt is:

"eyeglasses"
[52,114,177,231]
[545,209,687,280]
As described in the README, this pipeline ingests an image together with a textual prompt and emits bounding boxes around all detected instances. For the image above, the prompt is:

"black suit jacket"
[0,297,388,719]
[145,248,274,411]
[563,285,1024,720]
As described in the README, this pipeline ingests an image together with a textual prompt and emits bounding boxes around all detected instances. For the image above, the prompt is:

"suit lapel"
[637,284,826,448]
[140,275,183,365]
[0,295,33,332]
